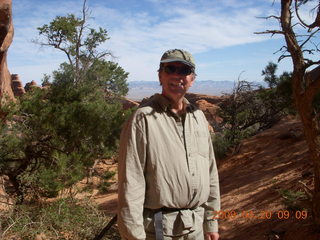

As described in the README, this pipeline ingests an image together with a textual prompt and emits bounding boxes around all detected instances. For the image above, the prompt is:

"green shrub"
[98,170,116,194]
[216,63,295,158]
[102,170,116,180]
[98,181,112,194]
[0,198,120,240]
[276,71,296,114]
[279,189,308,211]
[0,2,131,203]
[212,132,233,160]
[0,81,130,202]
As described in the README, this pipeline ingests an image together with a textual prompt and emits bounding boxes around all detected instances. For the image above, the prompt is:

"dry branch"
[254,30,285,35]
[256,15,281,20]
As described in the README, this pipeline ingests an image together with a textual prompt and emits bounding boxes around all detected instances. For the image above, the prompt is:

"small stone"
[34,232,47,240]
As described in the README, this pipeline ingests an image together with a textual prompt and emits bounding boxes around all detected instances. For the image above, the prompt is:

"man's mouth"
[170,82,184,88]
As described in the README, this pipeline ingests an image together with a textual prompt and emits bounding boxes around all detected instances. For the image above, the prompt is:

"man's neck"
[161,93,185,115]
[170,100,185,115]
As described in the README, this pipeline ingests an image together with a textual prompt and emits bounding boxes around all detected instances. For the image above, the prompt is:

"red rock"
[0,0,14,103]
[11,74,25,97]
[120,97,139,110]
[24,80,40,92]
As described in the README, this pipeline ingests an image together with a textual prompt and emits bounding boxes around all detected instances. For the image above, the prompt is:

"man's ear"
[158,72,162,86]
[190,74,196,86]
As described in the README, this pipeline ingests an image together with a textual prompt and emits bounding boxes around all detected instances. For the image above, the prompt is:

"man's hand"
[205,232,219,240]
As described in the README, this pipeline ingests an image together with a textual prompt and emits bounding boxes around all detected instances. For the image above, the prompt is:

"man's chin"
[169,92,186,100]
[162,92,185,103]
[168,87,187,95]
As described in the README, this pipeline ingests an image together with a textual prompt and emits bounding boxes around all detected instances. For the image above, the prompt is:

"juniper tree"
[0,0,130,202]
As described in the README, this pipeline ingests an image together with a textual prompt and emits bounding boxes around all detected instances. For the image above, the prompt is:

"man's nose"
[170,74,185,79]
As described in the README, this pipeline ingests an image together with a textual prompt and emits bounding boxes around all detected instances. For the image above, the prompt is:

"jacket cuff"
[204,219,219,233]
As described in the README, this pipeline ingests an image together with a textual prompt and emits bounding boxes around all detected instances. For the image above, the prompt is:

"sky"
[7,0,317,86]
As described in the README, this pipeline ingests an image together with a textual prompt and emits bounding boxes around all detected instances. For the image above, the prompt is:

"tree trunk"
[280,0,320,229]
[294,85,320,228]
[7,174,24,204]
[294,68,320,229]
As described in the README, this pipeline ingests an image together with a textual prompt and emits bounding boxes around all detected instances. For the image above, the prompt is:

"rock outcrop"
[0,0,14,103]
[120,97,139,110]
[24,80,40,92]
[11,74,25,97]
[185,93,224,132]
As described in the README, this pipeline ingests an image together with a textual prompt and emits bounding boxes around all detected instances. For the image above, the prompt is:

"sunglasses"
[162,65,194,76]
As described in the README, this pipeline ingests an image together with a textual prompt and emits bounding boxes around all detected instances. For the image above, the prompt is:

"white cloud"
[100,2,279,81]
[8,0,284,84]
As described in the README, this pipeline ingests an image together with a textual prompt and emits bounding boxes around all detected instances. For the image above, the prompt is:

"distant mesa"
[126,80,268,101]
[127,80,237,101]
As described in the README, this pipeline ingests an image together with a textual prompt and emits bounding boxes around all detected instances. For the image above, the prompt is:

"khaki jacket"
[117,94,220,240]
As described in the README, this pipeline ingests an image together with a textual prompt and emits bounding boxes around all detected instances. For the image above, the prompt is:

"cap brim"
[160,58,195,67]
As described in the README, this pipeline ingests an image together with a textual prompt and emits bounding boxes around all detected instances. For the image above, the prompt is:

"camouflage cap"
[160,49,195,68]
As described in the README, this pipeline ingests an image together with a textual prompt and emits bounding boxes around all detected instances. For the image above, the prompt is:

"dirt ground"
[1,116,319,239]
[216,116,319,240]
[95,116,320,240]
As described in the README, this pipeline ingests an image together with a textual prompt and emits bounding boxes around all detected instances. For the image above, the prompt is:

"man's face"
[159,62,195,103]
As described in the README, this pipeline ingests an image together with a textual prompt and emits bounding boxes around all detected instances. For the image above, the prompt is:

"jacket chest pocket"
[194,130,209,158]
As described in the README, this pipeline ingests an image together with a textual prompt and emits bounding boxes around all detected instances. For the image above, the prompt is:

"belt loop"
[154,210,164,240]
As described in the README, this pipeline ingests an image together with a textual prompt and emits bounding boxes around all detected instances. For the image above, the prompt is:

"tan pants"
[145,228,204,240]
[144,207,205,240]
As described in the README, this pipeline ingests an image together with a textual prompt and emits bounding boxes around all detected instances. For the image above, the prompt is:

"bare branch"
[295,0,313,28]
[310,40,320,51]
[300,28,320,48]
[34,40,73,66]
[302,50,316,55]
[2,218,18,237]
[296,34,317,37]
[299,180,313,199]
[74,0,89,83]
[256,15,280,20]
[254,30,285,35]
[292,22,306,29]
[280,0,305,69]
[278,54,292,62]
[274,45,288,55]
[305,59,320,68]
[0,200,14,205]
[295,0,320,32]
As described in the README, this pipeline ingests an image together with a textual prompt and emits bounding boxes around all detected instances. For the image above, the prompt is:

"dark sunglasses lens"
[179,67,192,75]
[164,65,177,74]
[163,65,192,75]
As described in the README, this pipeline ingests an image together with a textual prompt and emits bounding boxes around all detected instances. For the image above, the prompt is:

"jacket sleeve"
[117,114,147,240]
[202,131,221,233]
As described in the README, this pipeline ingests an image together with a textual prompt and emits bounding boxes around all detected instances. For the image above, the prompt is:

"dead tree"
[256,0,320,229]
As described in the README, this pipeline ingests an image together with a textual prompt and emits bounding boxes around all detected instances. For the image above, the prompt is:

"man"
[117,49,220,240]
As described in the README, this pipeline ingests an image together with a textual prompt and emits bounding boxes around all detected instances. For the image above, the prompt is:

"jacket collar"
[154,93,196,112]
